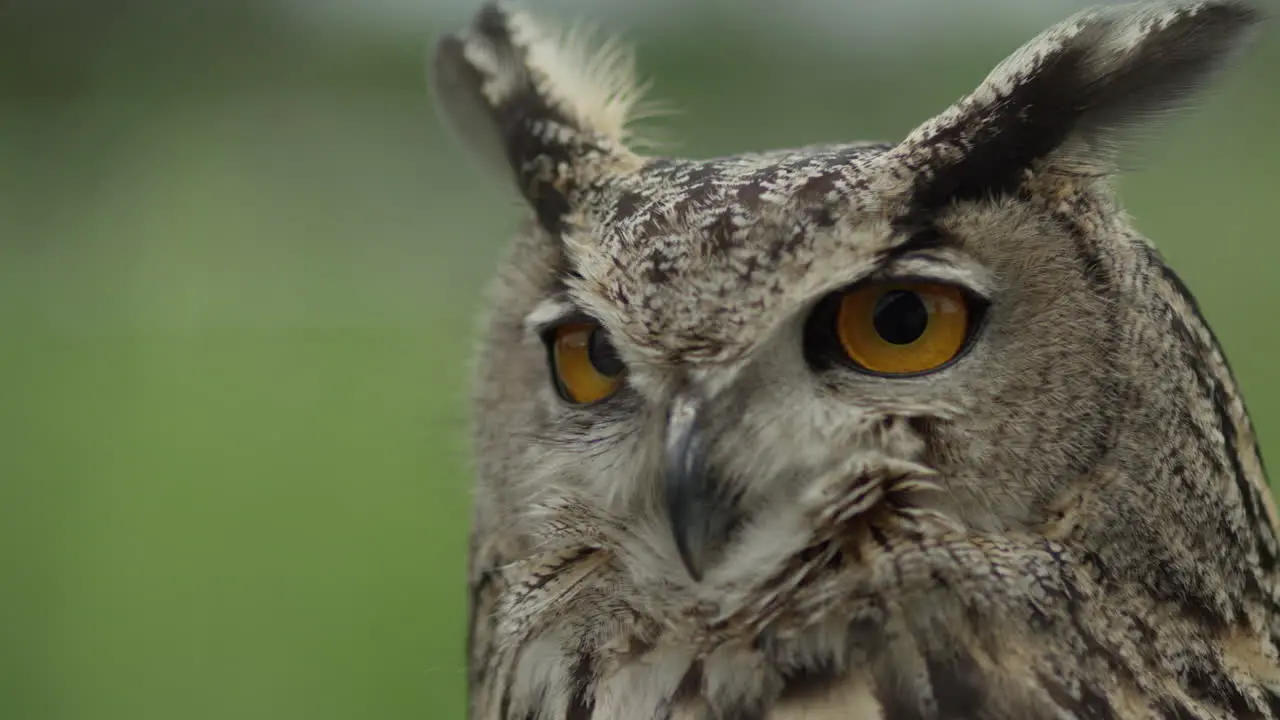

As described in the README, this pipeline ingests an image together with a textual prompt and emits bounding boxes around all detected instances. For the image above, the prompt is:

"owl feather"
[432,2,1278,718]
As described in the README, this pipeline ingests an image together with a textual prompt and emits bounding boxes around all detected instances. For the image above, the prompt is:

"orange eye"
[549,322,626,404]
[834,282,972,375]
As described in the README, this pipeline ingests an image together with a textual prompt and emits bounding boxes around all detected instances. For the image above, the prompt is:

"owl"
[430,1,1278,718]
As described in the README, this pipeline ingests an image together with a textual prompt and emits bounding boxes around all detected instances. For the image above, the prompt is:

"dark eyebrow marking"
[877,227,958,265]
[556,265,584,295]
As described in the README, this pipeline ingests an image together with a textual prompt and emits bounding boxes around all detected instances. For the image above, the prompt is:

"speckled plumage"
[431,2,1278,718]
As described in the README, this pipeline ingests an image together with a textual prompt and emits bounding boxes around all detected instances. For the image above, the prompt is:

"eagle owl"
[431,1,1278,718]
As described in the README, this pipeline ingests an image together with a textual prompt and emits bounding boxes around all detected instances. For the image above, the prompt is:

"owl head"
[432,0,1273,629]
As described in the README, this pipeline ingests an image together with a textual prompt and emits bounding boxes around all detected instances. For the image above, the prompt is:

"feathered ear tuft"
[429,3,653,234]
[881,0,1264,219]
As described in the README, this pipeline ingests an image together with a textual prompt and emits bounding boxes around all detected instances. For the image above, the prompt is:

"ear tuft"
[429,3,654,233]
[882,0,1264,219]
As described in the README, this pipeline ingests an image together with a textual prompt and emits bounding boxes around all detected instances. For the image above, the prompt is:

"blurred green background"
[1,1,1275,718]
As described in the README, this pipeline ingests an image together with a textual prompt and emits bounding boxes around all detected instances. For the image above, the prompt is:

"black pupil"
[587,329,625,376]
[872,290,929,345]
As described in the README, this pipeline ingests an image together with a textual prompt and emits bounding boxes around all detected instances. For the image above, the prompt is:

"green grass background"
[1,6,1277,719]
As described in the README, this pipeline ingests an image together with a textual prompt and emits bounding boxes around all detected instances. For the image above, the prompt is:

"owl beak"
[663,393,734,581]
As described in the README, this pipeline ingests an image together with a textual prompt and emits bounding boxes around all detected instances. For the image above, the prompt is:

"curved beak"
[663,393,735,581]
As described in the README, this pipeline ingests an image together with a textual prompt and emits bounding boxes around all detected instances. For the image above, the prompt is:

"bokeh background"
[1,0,1276,718]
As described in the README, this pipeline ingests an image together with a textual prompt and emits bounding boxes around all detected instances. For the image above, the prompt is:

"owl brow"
[871,231,993,298]
[873,254,995,300]
[878,227,957,263]
[523,296,582,340]
[865,229,993,294]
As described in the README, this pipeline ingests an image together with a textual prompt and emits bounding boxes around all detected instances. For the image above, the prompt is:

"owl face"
[433,1,1266,597]
[499,154,1116,583]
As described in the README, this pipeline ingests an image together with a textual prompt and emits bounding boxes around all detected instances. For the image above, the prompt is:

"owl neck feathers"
[1132,233,1277,622]
[1013,184,1278,650]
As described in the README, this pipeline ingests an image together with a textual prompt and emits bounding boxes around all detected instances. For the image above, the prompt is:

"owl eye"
[807,281,980,375]
[548,321,626,404]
